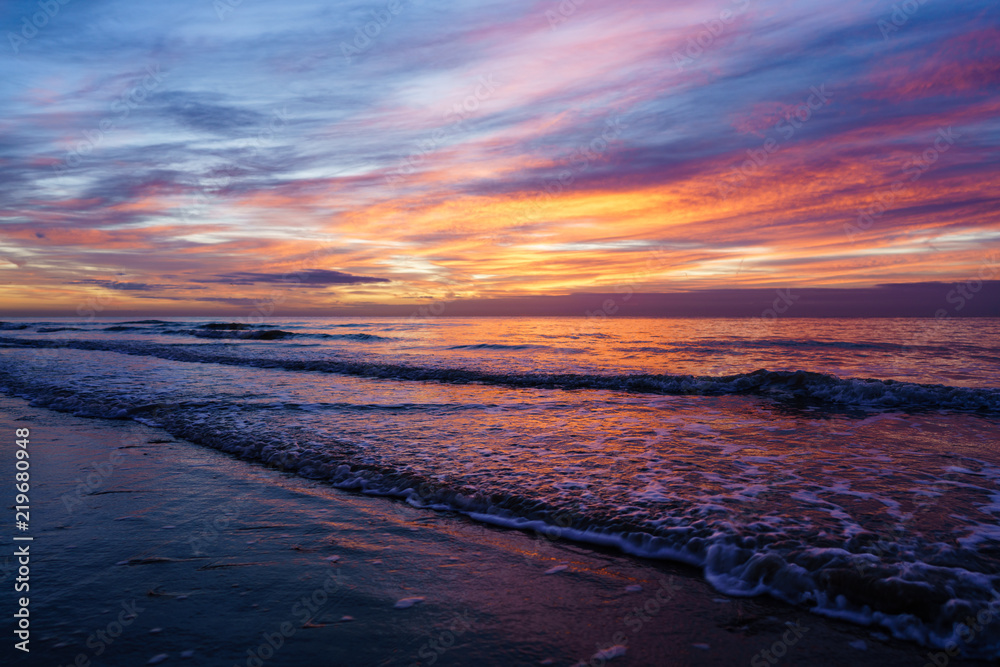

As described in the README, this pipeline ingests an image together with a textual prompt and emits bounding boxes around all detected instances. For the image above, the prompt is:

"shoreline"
[1,393,990,666]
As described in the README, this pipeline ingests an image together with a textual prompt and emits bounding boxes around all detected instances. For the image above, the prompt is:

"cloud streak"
[0,0,997,314]
[199,269,391,286]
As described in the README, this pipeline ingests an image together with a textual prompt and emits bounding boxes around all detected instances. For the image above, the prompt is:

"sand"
[1,394,987,666]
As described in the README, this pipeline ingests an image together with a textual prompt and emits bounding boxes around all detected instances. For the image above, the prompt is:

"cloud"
[158,91,272,136]
[65,279,185,291]
[0,0,998,313]
[198,269,390,286]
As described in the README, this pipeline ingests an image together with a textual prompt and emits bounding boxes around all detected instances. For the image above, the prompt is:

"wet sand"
[0,394,986,666]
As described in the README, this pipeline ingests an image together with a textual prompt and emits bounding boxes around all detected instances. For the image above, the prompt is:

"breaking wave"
[1,335,998,413]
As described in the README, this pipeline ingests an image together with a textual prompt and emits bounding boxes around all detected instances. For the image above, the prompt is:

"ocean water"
[2,316,999,657]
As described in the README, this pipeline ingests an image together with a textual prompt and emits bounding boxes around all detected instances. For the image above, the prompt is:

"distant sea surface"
[2,317,999,656]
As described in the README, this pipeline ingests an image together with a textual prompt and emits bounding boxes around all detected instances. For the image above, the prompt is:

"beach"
[2,316,1000,665]
[2,392,992,666]
[3,0,997,661]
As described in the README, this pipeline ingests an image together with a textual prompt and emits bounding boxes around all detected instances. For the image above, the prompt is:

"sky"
[1,0,998,316]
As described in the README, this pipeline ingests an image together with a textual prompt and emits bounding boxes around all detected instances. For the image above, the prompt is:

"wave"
[102,324,280,336]
[184,329,295,340]
[316,333,393,341]
[118,319,176,325]
[722,338,951,352]
[49,323,392,342]
[196,322,275,330]
[620,339,971,355]
[447,343,578,351]
[0,322,29,330]
[0,370,996,657]
[183,330,392,341]
[1,335,998,413]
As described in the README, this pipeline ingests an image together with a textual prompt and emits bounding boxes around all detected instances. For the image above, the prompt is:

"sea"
[1,316,998,657]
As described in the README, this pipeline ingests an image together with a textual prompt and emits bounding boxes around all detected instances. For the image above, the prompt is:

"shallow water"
[2,317,998,657]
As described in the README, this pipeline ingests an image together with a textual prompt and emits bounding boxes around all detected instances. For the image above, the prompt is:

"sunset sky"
[1,0,998,315]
